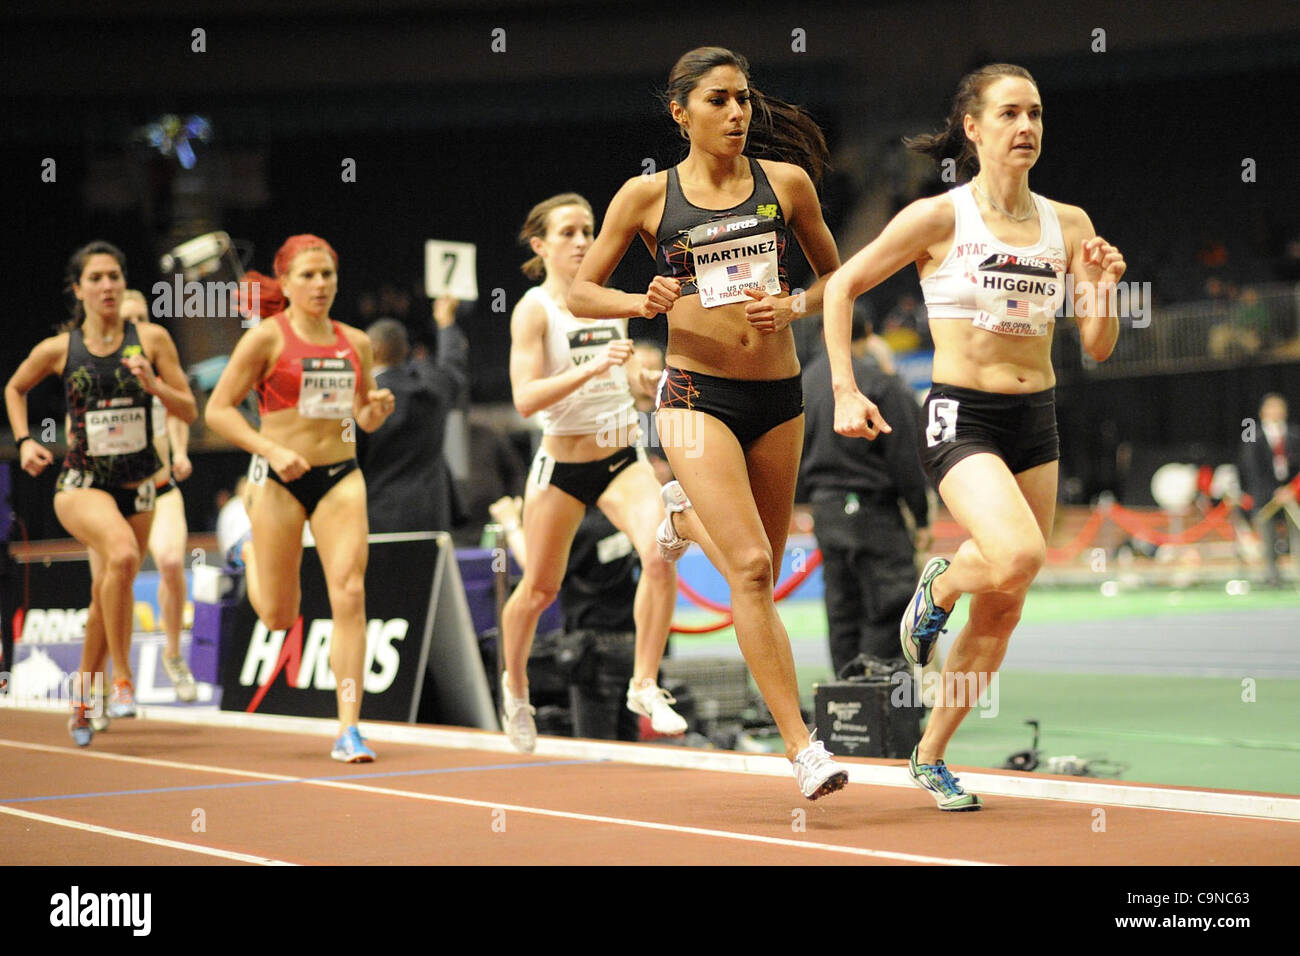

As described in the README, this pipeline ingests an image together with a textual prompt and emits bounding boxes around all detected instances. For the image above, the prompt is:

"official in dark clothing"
[359,298,468,533]
[1239,393,1300,587]
[802,313,931,676]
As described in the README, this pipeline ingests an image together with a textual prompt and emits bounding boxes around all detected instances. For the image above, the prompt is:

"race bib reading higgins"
[85,401,148,456]
[971,251,1064,337]
[299,358,356,419]
[688,215,782,309]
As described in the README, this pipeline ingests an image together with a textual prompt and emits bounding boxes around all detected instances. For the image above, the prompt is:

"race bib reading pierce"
[688,215,782,309]
[299,358,356,419]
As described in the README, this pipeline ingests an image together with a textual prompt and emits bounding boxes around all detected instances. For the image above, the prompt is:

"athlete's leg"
[657,408,809,761]
[245,478,307,630]
[307,470,369,735]
[500,481,585,699]
[148,488,188,659]
[596,458,676,685]
[919,459,1057,763]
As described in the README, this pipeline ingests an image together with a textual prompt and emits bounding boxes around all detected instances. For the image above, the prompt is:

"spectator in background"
[801,309,930,677]
[358,297,468,533]
[1240,393,1300,587]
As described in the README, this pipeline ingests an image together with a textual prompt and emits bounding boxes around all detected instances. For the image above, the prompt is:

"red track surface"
[3,710,1296,866]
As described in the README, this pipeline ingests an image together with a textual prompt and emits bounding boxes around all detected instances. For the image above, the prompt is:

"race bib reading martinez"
[299,358,356,419]
[688,215,782,309]
[567,324,629,399]
[85,402,148,456]
[971,251,1064,337]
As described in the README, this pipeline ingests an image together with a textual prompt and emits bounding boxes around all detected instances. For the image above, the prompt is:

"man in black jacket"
[359,298,469,533]
[1239,393,1300,587]
[801,311,931,677]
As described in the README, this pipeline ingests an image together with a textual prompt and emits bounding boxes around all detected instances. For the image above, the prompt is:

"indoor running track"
[2,709,1297,866]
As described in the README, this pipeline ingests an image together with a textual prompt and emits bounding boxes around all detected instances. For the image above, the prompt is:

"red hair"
[240,234,339,320]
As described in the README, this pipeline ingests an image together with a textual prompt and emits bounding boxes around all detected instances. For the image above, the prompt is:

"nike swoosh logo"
[335,350,349,358]
[328,464,348,477]
[609,461,623,472]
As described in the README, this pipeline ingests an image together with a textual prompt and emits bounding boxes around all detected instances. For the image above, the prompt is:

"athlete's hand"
[594,339,634,375]
[267,445,311,483]
[640,277,680,318]
[1082,236,1126,287]
[834,389,892,440]
[171,453,193,482]
[743,288,799,334]
[19,440,54,477]
[123,353,160,393]
[357,388,396,431]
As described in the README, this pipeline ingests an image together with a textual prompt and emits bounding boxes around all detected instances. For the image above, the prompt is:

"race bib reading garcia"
[688,215,782,309]
[85,401,148,456]
[299,358,356,419]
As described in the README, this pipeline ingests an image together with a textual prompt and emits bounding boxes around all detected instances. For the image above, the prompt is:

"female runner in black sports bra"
[569,46,880,800]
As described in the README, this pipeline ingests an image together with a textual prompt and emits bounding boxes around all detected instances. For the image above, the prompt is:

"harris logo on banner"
[219,533,496,728]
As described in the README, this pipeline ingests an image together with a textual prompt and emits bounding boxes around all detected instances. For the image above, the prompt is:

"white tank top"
[152,395,168,441]
[920,183,1068,337]
[524,286,636,436]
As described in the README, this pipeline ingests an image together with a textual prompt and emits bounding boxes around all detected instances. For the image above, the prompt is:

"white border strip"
[10,704,1300,822]
[0,805,297,866]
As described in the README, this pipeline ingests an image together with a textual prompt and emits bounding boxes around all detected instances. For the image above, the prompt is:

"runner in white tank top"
[823,65,1127,811]
[500,192,688,754]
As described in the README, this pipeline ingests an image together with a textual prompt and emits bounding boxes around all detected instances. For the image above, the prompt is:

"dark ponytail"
[61,240,126,331]
[664,46,829,188]
[903,63,1037,181]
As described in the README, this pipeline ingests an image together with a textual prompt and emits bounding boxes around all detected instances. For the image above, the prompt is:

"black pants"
[812,494,918,678]
[567,630,640,742]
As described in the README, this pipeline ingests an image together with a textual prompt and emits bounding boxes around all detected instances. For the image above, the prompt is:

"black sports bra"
[655,158,791,300]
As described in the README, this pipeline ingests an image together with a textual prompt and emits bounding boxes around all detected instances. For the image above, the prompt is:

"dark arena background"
[1,0,1297,924]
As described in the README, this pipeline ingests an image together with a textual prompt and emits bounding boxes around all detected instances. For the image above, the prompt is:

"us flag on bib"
[726,262,752,280]
[1007,299,1030,319]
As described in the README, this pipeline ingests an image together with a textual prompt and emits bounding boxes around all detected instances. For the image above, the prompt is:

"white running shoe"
[656,480,692,562]
[793,733,849,800]
[163,654,199,703]
[626,679,688,735]
[500,672,537,754]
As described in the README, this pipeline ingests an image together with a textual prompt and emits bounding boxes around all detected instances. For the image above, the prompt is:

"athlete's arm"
[509,294,631,419]
[167,415,192,480]
[205,323,291,463]
[823,196,952,438]
[350,328,395,433]
[5,335,64,476]
[568,176,678,320]
[1061,204,1125,363]
[746,162,841,333]
[134,324,197,424]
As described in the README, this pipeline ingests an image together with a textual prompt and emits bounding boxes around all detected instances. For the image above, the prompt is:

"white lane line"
[0,738,993,866]
[0,805,297,866]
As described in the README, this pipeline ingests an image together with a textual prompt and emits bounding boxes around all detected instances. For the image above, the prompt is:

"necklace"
[971,178,1036,223]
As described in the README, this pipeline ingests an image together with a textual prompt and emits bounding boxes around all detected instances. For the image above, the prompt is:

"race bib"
[299,358,356,419]
[688,215,782,309]
[152,395,167,439]
[85,404,148,456]
[247,454,269,487]
[971,251,1063,337]
[566,325,629,399]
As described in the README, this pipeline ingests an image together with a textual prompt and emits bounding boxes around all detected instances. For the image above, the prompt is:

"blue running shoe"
[331,725,376,763]
[908,745,982,811]
[900,556,952,667]
[68,706,94,748]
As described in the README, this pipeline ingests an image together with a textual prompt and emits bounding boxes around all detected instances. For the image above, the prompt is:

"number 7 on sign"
[424,239,479,301]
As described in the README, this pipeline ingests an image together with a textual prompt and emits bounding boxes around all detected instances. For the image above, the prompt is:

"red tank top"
[256,313,361,418]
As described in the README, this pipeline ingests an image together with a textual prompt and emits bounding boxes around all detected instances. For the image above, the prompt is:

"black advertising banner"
[220,534,438,722]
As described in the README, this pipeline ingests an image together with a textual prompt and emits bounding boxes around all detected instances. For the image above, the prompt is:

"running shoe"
[500,671,537,754]
[793,733,849,800]
[626,679,688,736]
[900,556,952,667]
[656,481,692,562]
[330,725,376,763]
[163,654,199,703]
[68,705,94,748]
[107,678,137,719]
[908,745,982,811]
